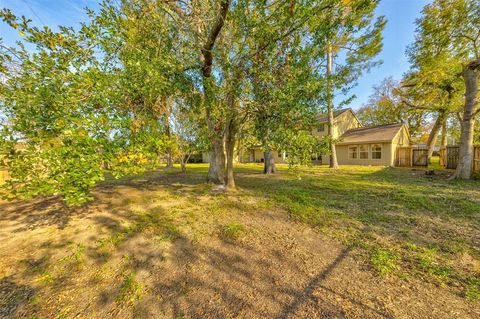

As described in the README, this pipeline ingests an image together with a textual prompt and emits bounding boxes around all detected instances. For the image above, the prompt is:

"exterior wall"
[244,148,286,164]
[334,111,361,139]
[390,126,411,166]
[336,142,394,166]
[201,152,211,163]
[313,110,361,139]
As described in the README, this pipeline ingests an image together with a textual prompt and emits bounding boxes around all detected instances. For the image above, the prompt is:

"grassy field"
[0,163,479,318]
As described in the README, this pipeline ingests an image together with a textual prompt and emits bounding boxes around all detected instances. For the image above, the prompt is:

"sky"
[0,0,430,110]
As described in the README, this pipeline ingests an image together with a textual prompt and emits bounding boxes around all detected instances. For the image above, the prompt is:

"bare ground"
[0,167,479,318]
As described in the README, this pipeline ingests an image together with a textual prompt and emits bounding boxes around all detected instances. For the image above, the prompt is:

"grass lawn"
[0,163,479,318]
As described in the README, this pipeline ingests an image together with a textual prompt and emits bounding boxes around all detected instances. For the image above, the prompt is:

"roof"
[317,108,351,123]
[337,123,405,145]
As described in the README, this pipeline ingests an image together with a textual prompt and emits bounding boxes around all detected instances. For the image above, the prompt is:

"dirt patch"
[0,168,479,318]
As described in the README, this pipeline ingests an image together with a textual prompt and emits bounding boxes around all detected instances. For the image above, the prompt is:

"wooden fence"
[474,146,480,173]
[445,145,480,173]
[396,146,428,167]
[396,147,412,167]
[412,148,428,166]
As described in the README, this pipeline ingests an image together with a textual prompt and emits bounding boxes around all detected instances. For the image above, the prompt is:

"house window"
[348,146,358,159]
[317,124,325,132]
[359,145,369,159]
[371,144,382,159]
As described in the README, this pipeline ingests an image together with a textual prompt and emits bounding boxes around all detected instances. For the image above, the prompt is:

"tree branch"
[201,0,230,77]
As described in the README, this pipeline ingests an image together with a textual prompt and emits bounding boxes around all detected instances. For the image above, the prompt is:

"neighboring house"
[311,108,362,165]
[202,108,411,167]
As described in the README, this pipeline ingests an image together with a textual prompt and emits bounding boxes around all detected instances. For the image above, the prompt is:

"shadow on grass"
[0,164,478,317]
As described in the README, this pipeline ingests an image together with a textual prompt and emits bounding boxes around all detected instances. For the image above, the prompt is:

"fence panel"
[396,147,412,167]
[446,146,460,169]
[412,148,428,167]
[474,146,480,174]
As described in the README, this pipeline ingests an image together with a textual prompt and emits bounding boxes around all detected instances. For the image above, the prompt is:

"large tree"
[411,0,480,178]
[318,0,385,168]
[357,77,425,138]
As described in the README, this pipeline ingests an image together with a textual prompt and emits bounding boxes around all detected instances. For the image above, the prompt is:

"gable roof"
[317,108,352,123]
[337,123,406,145]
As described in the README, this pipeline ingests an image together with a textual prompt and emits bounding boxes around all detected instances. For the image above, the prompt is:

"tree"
[247,3,326,174]
[357,77,425,138]
[318,0,385,168]
[171,100,206,173]
[0,2,189,204]
[405,41,465,161]
[0,0,384,204]
[411,0,480,178]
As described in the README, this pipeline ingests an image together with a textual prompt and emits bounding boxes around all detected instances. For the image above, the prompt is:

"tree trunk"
[326,43,338,169]
[200,0,230,184]
[426,111,445,162]
[207,137,226,184]
[263,151,276,174]
[166,153,174,168]
[440,119,448,149]
[225,118,237,190]
[440,118,448,167]
[180,160,186,173]
[452,59,480,179]
[164,98,174,168]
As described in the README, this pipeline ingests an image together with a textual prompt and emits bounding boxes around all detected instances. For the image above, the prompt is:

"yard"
[0,164,479,318]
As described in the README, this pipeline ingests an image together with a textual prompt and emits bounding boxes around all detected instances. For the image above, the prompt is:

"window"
[359,145,369,159]
[348,146,358,159]
[317,124,325,132]
[371,144,382,159]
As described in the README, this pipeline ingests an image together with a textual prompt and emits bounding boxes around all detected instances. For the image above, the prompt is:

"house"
[203,108,411,167]
[334,123,410,166]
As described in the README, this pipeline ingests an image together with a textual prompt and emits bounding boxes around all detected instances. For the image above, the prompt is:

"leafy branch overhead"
[0,0,383,204]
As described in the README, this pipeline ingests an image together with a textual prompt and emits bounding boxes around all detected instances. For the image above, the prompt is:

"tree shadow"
[0,276,36,318]
[276,246,393,319]
[0,197,90,232]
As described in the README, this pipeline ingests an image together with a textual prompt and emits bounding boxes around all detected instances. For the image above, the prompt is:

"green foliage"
[318,0,386,106]
[0,0,387,202]
[278,130,329,167]
[357,77,425,138]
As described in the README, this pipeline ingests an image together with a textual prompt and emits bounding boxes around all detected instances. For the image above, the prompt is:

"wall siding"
[312,110,361,139]
[336,142,393,166]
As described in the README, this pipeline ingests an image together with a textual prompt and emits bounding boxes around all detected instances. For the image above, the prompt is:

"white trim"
[359,144,369,159]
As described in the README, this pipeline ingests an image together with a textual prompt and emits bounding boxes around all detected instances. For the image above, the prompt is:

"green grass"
[219,222,248,242]
[8,162,479,309]
[116,273,143,305]
[371,249,399,277]
[183,163,479,299]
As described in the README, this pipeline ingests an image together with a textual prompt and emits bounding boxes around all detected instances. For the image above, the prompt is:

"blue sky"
[0,0,430,109]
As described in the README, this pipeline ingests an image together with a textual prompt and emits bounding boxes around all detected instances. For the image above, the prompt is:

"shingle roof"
[317,108,351,123]
[337,123,404,144]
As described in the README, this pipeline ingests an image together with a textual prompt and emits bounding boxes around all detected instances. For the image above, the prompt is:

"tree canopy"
[1,0,388,204]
